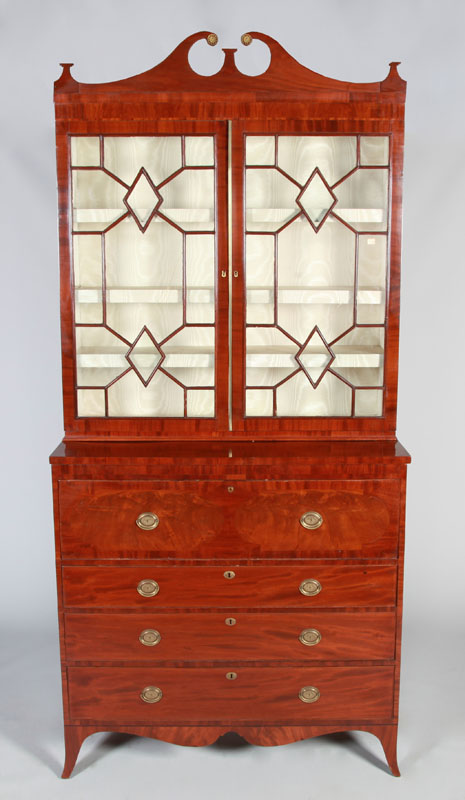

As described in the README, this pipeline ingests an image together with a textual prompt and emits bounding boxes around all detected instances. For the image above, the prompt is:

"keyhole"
[226,672,238,680]
[225,617,237,626]
[224,570,236,579]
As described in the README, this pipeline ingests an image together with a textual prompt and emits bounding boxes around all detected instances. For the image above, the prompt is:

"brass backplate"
[137,579,160,597]
[139,628,161,646]
[136,512,159,531]
[299,628,322,646]
[140,686,163,703]
[299,579,322,597]
[299,686,320,703]
[300,511,323,530]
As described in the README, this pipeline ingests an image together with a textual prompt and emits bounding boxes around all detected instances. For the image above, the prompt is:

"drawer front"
[67,665,395,723]
[59,479,400,559]
[62,565,397,609]
[64,610,396,662]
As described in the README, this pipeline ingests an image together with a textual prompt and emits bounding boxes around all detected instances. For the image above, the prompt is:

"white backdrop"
[1,1,464,797]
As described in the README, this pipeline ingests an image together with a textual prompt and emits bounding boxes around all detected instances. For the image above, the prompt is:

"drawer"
[67,665,395,723]
[62,565,397,609]
[58,479,400,559]
[64,610,396,662]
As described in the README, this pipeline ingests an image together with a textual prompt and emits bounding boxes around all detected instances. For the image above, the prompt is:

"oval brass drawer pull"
[299,579,322,597]
[140,685,163,703]
[299,685,320,703]
[137,579,160,597]
[300,511,323,530]
[136,512,159,530]
[139,628,161,646]
[299,628,322,646]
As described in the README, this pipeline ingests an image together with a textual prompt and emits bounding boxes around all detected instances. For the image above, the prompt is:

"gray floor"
[1,616,464,800]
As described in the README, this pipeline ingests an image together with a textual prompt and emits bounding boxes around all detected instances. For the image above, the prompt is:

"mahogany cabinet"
[51,31,410,778]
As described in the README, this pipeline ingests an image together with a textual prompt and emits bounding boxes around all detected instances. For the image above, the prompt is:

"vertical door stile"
[230,121,246,431]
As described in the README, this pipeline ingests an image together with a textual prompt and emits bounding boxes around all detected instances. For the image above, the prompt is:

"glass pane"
[107,369,184,417]
[104,136,182,186]
[276,371,351,416]
[246,389,274,416]
[71,137,100,166]
[360,136,389,166]
[75,327,128,387]
[77,389,106,417]
[332,327,384,387]
[185,136,214,166]
[125,170,161,229]
[297,171,336,230]
[246,168,298,232]
[278,136,356,186]
[354,388,383,416]
[357,235,387,324]
[243,134,390,419]
[72,170,126,232]
[186,389,215,417]
[276,217,355,343]
[161,169,214,231]
[126,329,163,384]
[105,217,182,287]
[246,136,275,165]
[246,327,298,387]
[333,169,388,232]
[71,136,218,417]
[163,327,215,387]
[186,235,215,324]
[73,234,103,323]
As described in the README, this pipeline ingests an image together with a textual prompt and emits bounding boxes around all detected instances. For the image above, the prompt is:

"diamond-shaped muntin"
[126,326,165,387]
[123,167,163,232]
[295,326,335,388]
[296,167,337,232]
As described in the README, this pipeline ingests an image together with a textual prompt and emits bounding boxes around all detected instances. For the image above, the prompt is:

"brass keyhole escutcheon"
[299,686,320,704]
[225,617,237,626]
[139,629,161,647]
[300,511,323,530]
[140,686,163,704]
[299,628,322,647]
[136,512,159,530]
[299,579,322,597]
[137,579,160,597]
[227,486,234,492]
[224,570,236,579]
[226,672,238,680]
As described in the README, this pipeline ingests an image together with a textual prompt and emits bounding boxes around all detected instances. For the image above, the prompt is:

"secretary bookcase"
[51,31,409,778]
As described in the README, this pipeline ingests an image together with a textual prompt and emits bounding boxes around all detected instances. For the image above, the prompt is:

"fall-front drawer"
[62,565,397,608]
[58,479,400,559]
[64,610,396,661]
[67,665,395,723]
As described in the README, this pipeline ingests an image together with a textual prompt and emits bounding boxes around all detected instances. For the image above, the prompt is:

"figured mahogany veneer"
[59,479,400,559]
[51,31,409,780]
[64,610,396,662]
[61,564,397,609]
[67,665,395,724]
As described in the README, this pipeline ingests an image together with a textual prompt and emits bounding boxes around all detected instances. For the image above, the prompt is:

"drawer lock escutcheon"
[140,686,163,704]
[226,672,238,680]
[224,570,236,579]
[136,512,159,531]
[299,628,322,646]
[299,686,320,704]
[139,629,161,646]
[300,511,323,530]
[299,579,322,597]
[137,579,160,598]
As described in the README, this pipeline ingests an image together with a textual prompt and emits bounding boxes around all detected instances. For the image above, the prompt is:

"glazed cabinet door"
[60,122,229,437]
[231,121,401,439]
